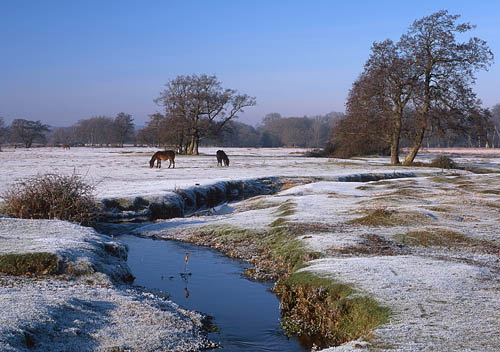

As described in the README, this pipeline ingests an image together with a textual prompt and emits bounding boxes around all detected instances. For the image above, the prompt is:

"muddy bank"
[99,172,417,223]
[99,177,283,223]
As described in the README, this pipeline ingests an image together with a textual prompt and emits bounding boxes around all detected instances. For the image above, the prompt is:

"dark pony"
[149,150,175,168]
[216,150,229,167]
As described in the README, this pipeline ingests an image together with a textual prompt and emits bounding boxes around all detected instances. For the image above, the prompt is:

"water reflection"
[120,234,306,352]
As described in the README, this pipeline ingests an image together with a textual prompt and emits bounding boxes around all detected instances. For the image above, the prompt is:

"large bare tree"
[356,40,417,164]
[399,10,493,165]
[154,74,256,155]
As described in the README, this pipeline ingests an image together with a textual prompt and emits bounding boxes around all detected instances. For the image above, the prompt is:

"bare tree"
[9,119,50,148]
[114,112,135,147]
[155,74,256,155]
[327,87,391,158]
[354,40,417,164]
[49,126,76,146]
[74,116,115,146]
[399,10,493,165]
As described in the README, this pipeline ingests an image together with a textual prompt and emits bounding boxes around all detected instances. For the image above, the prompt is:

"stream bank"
[120,233,306,351]
[98,172,417,223]
[116,173,416,349]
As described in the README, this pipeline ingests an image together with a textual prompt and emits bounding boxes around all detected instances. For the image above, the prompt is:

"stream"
[120,234,306,352]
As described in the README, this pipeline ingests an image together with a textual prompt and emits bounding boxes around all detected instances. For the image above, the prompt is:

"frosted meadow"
[0,146,499,351]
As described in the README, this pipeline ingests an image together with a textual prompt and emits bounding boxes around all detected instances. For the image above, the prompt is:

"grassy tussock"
[275,271,389,349]
[240,199,280,211]
[485,202,500,210]
[349,208,432,227]
[422,206,451,213]
[259,227,319,275]
[273,200,297,216]
[0,252,59,276]
[327,192,353,199]
[270,217,288,227]
[395,229,500,253]
[199,224,259,245]
[429,175,468,184]
[479,189,500,195]
[396,229,470,247]
[355,185,374,191]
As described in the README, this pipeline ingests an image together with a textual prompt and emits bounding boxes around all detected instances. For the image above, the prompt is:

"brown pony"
[150,150,175,168]
[63,144,70,150]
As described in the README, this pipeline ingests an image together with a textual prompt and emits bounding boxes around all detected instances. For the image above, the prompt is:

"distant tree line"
[0,109,345,150]
[3,101,499,151]
[0,113,135,148]
[208,112,344,148]
[327,10,495,164]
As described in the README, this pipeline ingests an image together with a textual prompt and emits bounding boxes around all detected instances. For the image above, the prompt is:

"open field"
[0,147,499,351]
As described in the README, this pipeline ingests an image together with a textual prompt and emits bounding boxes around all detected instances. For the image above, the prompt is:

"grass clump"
[395,229,470,247]
[260,227,319,275]
[349,208,432,227]
[2,173,99,226]
[273,200,297,217]
[349,208,395,226]
[199,224,259,245]
[270,217,288,227]
[275,271,389,349]
[479,189,500,195]
[0,252,59,276]
[239,198,279,211]
[395,229,500,253]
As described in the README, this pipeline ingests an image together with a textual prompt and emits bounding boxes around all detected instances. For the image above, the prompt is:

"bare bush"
[429,156,457,169]
[2,173,98,226]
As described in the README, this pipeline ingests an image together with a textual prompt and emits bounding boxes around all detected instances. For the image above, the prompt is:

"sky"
[1,0,499,127]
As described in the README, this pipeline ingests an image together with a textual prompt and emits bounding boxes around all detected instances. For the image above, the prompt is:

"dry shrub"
[2,173,98,226]
[429,156,457,169]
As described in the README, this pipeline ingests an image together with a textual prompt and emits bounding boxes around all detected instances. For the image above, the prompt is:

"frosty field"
[0,146,499,351]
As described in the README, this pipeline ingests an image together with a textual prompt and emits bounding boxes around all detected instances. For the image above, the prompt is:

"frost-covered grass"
[0,146,438,201]
[128,148,500,351]
[1,147,499,351]
[0,218,214,351]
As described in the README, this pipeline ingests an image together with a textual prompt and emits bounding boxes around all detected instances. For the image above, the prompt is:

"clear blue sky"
[1,0,499,127]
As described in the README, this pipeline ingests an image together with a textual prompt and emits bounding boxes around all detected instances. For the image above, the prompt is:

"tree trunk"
[187,135,199,155]
[390,118,401,165]
[402,123,426,166]
[188,136,199,155]
[193,137,199,155]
